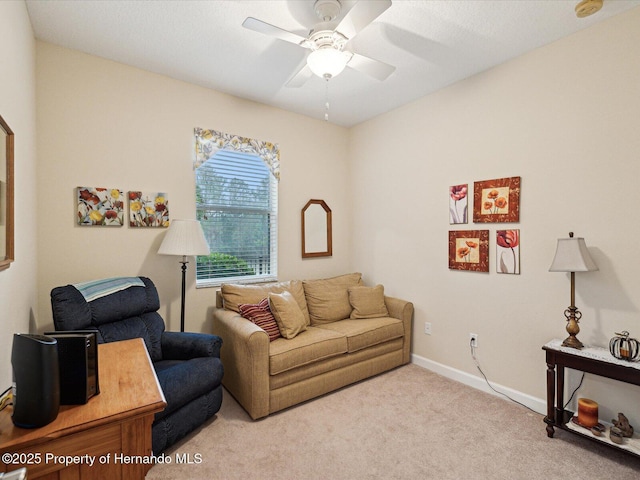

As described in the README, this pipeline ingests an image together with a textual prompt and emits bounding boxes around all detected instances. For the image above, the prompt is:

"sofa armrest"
[385,295,414,364]
[212,307,270,420]
[161,332,222,360]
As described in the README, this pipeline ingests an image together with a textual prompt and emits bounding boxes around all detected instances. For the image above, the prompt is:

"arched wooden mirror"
[302,199,332,258]
[0,114,14,272]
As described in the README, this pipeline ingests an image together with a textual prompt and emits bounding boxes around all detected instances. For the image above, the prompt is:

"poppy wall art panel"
[128,191,169,227]
[449,184,468,224]
[496,229,520,274]
[448,230,489,272]
[77,187,124,226]
[473,176,520,223]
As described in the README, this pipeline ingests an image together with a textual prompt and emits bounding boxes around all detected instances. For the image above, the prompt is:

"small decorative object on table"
[574,398,600,428]
[610,427,624,444]
[609,331,640,361]
[612,412,634,438]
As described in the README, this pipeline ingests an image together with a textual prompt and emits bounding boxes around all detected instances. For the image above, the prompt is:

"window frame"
[194,128,279,287]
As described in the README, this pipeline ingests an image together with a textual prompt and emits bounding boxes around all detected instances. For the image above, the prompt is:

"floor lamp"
[158,219,210,332]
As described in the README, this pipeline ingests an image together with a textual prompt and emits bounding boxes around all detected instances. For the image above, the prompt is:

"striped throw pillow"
[238,298,281,342]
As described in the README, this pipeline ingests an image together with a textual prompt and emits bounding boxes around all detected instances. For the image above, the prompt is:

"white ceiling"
[25,0,640,127]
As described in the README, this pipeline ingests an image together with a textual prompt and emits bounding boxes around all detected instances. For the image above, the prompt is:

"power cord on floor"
[0,386,13,412]
[469,338,539,414]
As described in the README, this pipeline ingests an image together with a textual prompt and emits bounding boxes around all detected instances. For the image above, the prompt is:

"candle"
[578,398,599,427]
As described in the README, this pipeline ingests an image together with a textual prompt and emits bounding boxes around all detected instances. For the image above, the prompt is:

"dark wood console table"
[543,339,640,457]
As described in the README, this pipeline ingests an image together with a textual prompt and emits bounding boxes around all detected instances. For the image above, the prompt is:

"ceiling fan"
[242,0,396,87]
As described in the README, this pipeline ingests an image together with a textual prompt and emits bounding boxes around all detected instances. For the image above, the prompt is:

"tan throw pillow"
[238,298,282,342]
[268,291,307,339]
[303,273,362,325]
[221,280,310,325]
[348,284,389,319]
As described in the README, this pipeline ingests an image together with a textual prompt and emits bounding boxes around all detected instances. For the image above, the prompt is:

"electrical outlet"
[470,333,478,347]
[424,322,432,335]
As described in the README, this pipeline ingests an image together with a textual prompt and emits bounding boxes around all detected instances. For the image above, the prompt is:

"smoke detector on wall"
[575,0,603,18]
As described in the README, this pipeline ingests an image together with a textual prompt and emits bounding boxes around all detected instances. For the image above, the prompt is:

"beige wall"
[6,2,639,421]
[35,42,351,334]
[349,7,640,419]
[0,1,38,389]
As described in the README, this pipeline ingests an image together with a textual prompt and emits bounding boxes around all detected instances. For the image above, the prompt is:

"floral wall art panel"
[448,230,489,272]
[496,229,520,274]
[449,184,468,224]
[77,187,124,226]
[128,191,169,227]
[473,176,520,223]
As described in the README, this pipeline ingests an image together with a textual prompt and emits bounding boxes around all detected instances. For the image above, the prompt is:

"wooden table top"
[0,338,166,451]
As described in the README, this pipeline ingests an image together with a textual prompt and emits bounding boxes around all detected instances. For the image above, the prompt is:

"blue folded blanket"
[73,276,145,302]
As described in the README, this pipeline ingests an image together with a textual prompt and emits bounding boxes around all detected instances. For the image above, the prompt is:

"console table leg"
[556,364,565,426]
[545,421,555,438]
[545,361,556,437]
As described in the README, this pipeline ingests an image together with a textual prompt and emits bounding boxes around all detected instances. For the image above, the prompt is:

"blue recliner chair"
[50,276,223,453]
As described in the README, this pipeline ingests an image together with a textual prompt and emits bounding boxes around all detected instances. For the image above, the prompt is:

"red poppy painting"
[496,229,520,274]
[473,177,520,223]
[77,187,124,226]
[449,184,468,224]
[448,230,489,272]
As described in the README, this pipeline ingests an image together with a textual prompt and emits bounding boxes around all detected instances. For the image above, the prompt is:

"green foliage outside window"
[196,252,255,279]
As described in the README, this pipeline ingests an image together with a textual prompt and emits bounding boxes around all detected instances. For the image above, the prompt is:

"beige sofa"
[212,273,413,420]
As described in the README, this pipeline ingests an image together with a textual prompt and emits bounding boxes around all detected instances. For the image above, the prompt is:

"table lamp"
[158,219,210,332]
[549,232,598,349]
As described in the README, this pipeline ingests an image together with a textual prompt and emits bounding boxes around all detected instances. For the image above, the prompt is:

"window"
[194,129,279,286]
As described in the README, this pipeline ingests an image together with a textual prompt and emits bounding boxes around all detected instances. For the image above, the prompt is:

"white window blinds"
[195,149,278,285]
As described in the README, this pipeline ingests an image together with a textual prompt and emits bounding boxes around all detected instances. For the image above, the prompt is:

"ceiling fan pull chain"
[324,76,330,122]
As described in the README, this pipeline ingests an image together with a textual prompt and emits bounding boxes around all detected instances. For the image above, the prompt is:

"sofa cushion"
[303,273,362,325]
[269,327,347,375]
[268,291,307,339]
[348,284,389,319]
[316,317,404,353]
[221,281,310,325]
[238,298,281,342]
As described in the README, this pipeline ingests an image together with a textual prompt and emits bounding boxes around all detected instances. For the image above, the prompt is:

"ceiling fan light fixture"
[307,48,349,79]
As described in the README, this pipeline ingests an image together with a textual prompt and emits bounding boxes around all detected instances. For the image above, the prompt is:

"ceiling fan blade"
[335,0,392,40]
[242,17,309,47]
[348,53,396,81]
[286,64,313,88]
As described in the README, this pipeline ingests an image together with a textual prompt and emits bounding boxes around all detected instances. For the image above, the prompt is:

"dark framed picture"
[473,176,520,223]
[448,230,489,272]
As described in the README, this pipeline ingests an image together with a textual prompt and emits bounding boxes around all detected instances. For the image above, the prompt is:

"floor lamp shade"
[158,220,210,257]
[158,220,209,332]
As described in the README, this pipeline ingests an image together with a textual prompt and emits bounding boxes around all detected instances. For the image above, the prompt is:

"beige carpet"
[146,364,640,479]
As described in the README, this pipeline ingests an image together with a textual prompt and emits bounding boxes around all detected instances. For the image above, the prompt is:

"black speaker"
[11,334,60,428]
[45,331,100,405]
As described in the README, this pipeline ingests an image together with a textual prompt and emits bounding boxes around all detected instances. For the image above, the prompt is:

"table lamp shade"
[158,220,209,257]
[549,232,598,349]
[549,236,598,273]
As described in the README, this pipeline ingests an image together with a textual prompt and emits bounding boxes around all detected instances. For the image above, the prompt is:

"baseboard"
[411,353,546,415]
